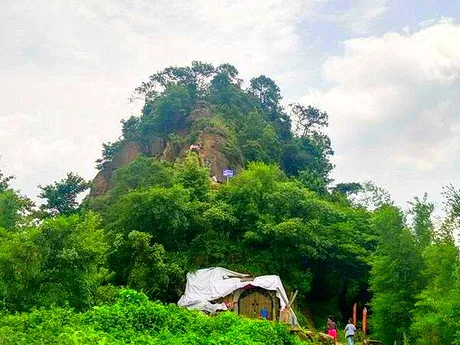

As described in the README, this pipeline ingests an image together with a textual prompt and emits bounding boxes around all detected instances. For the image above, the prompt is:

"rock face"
[90,141,142,196]
[185,100,213,124]
[198,128,241,182]
[89,102,243,196]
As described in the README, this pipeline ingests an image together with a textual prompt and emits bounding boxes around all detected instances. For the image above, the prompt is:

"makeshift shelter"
[178,267,298,326]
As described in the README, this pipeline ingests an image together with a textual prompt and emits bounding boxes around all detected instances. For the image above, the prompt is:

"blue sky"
[1,0,460,211]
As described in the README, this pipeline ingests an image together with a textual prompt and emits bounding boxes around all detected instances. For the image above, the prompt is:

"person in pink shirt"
[327,316,338,345]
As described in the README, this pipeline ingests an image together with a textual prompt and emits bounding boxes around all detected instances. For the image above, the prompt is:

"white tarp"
[177,267,290,311]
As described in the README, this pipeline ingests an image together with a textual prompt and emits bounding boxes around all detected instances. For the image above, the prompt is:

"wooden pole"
[288,290,298,307]
[362,307,368,336]
[353,303,357,326]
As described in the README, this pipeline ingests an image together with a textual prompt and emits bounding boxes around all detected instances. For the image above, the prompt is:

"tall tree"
[349,181,393,210]
[248,75,282,120]
[38,173,90,216]
[408,193,434,247]
[290,104,328,137]
[410,238,459,345]
[0,171,34,231]
[370,206,425,345]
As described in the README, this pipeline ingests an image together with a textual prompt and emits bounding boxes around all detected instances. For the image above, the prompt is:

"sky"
[2,0,460,211]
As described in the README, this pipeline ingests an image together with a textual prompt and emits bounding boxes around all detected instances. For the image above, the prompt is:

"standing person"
[327,316,338,345]
[260,306,269,319]
[344,318,356,345]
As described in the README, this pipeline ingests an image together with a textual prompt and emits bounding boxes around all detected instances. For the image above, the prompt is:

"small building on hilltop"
[177,267,298,326]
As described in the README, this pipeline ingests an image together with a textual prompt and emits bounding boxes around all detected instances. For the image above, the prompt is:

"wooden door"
[238,288,273,320]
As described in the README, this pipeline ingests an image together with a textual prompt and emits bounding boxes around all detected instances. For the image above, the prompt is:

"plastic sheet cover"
[177,267,290,311]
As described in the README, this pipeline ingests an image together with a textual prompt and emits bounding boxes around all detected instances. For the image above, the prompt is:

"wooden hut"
[178,267,298,326]
[215,285,280,320]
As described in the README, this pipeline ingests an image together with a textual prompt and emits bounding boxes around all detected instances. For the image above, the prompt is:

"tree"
[370,206,425,345]
[407,193,434,247]
[121,116,141,140]
[333,182,363,197]
[174,153,211,202]
[0,172,34,231]
[111,157,175,197]
[121,231,186,302]
[107,185,194,251]
[95,140,124,170]
[290,104,328,138]
[38,173,90,216]
[282,135,334,180]
[248,75,282,120]
[140,84,193,136]
[238,111,282,164]
[132,61,216,104]
[282,104,334,181]
[0,170,14,192]
[216,63,242,87]
[410,239,459,345]
[441,184,460,241]
[0,212,108,312]
[349,181,393,210]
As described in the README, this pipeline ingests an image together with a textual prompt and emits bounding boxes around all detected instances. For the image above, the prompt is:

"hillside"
[1,62,460,345]
[90,62,333,196]
[90,101,245,196]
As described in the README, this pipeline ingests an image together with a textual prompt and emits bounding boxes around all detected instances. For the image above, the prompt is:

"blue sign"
[223,169,234,177]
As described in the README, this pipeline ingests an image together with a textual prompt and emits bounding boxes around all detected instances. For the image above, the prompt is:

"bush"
[0,289,307,345]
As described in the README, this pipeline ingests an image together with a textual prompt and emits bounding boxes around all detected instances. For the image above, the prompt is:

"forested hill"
[90,61,333,196]
[1,62,460,345]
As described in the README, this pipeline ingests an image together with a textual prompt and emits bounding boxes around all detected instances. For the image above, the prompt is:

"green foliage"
[38,172,90,216]
[0,170,14,192]
[408,193,434,248]
[238,111,282,164]
[0,289,305,345]
[369,206,425,345]
[107,185,194,249]
[349,181,394,210]
[333,182,363,197]
[282,135,333,179]
[408,191,460,345]
[0,189,31,230]
[248,75,282,120]
[121,115,141,140]
[123,231,186,302]
[0,212,108,312]
[410,240,460,345]
[145,84,194,135]
[0,173,34,230]
[95,140,124,170]
[290,104,328,138]
[174,154,211,201]
[110,157,175,196]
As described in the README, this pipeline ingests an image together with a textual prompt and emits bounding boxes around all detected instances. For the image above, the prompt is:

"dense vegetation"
[1,62,460,344]
[0,289,305,344]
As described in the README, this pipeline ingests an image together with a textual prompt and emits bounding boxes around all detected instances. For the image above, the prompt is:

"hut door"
[238,288,273,320]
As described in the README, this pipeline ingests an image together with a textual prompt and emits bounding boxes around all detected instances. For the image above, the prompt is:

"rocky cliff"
[90,102,243,196]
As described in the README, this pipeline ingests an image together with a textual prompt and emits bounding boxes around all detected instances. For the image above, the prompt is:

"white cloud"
[319,0,390,34]
[304,20,460,205]
[2,0,457,212]
[0,0,313,199]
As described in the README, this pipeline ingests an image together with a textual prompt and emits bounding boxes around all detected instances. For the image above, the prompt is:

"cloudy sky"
[2,0,460,209]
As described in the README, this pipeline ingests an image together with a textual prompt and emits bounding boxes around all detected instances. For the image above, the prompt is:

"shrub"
[0,289,306,345]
